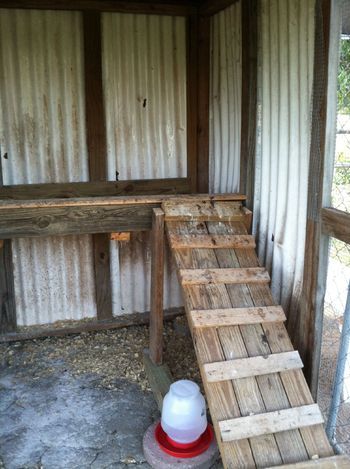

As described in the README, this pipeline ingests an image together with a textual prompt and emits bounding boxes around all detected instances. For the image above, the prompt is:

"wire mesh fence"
[319,4,350,453]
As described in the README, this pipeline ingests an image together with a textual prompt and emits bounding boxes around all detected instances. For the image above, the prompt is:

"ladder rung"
[168,234,256,249]
[179,267,270,286]
[219,404,324,442]
[190,306,286,328]
[163,201,243,222]
[204,351,303,383]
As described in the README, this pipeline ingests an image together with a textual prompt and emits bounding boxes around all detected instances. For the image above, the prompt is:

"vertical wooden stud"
[187,13,199,193]
[240,0,257,210]
[149,208,165,365]
[297,0,331,396]
[197,15,210,193]
[83,11,112,320]
[0,161,16,334]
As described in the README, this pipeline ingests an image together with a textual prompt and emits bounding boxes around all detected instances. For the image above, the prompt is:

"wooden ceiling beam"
[199,0,239,17]
[0,0,196,16]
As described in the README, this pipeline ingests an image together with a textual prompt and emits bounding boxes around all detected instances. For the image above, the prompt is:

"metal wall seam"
[102,13,185,314]
[209,1,242,194]
[254,0,315,316]
[0,9,97,325]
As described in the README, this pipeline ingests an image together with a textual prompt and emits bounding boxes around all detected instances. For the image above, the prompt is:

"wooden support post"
[83,11,112,320]
[149,208,165,365]
[0,161,16,334]
[297,0,331,395]
[240,0,257,210]
[143,348,172,410]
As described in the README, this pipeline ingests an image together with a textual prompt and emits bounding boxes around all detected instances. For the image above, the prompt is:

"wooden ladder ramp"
[162,198,349,469]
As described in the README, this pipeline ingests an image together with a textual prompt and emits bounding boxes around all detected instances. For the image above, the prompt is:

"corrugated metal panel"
[0,9,96,325]
[254,0,315,315]
[102,13,185,314]
[209,2,242,193]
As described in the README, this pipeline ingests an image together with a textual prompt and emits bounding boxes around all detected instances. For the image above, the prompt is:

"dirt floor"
[0,317,222,469]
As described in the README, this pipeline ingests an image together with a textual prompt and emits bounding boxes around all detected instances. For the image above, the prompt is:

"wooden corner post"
[149,208,165,365]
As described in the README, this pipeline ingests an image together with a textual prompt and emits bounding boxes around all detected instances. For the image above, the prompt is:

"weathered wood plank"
[0,164,16,334]
[0,204,160,238]
[0,0,196,16]
[321,207,350,244]
[0,193,246,210]
[187,13,198,192]
[179,267,270,285]
[267,455,350,469]
[168,233,255,249]
[149,209,165,365]
[0,178,191,201]
[219,405,324,442]
[163,200,243,221]
[143,348,172,411]
[204,351,303,382]
[0,307,184,343]
[191,305,286,328]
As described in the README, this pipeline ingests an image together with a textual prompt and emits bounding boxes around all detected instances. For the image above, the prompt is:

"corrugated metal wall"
[209,1,242,193]
[254,0,315,316]
[0,9,97,325]
[102,13,186,314]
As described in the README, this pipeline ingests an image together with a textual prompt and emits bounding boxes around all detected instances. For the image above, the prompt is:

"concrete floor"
[0,364,159,468]
[0,334,222,469]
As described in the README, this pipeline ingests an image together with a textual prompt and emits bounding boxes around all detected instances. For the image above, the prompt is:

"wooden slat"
[163,200,243,221]
[0,0,196,16]
[179,267,270,285]
[268,455,350,469]
[0,307,184,343]
[191,305,286,328]
[0,178,191,201]
[0,193,246,210]
[149,208,165,365]
[219,404,324,442]
[168,233,255,249]
[204,351,303,382]
[187,13,198,192]
[321,207,350,244]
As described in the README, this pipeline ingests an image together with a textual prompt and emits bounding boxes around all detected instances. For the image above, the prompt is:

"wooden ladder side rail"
[267,455,350,468]
[204,350,303,382]
[149,208,165,365]
[219,404,324,442]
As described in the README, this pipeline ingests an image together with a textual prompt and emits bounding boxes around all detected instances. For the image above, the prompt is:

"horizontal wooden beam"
[168,234,255,249]
[0,307,185,343]
[199,0,238,17]
[204,351,303,383]
[219,404,324,442]
[0,0,196,16]
[321,207,350,244]
[179,267,270,286]
[267,455,350,469]
[0,178,190,201]
[190,306,286,328]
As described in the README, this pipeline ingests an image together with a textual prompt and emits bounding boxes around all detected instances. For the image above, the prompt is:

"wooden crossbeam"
[204,351,303,383]
[190,305,286,328]
[179,267,270,286]
[219,404,324,442]
[168,233,255,249]
[267,455,350,468]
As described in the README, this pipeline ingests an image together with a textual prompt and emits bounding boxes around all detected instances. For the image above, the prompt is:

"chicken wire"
[318,3,350,454]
